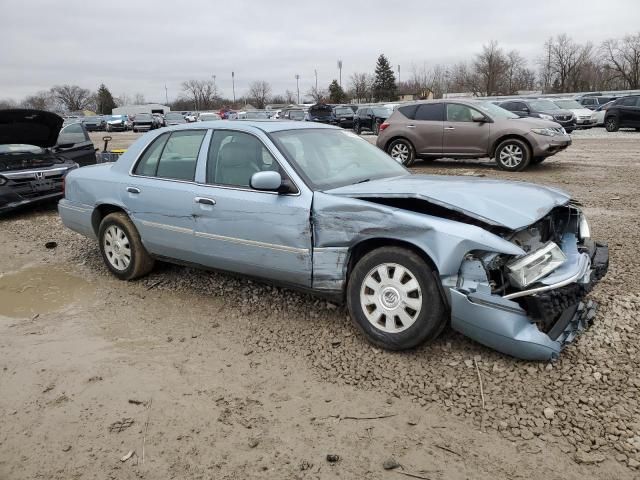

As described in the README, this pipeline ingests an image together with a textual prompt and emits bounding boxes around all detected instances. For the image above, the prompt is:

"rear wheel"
[98,212,155,280]
[605,117,619,132]
[387,138,416,166]
[495,138,531,172]
[347,247,447,350]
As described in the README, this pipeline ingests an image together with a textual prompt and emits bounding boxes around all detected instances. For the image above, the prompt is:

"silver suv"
[376,99,571,171]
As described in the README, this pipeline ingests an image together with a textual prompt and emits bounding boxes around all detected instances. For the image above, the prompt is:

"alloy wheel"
[499,144,524,168]
[360,262,422,333]
[390,143,410,163]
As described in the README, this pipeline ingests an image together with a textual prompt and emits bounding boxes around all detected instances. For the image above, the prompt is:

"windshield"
[334,107,353,115]
[165,113,184,120]
[245,112,268,119]
[474,101,519,119]
[372,107,392,116]
[289,110,304,119]
[199,114,219,120]
[529,100,559,111]
[272,129,407,190]
[136,114,153,120]
[84,116,99,122]
[554,99,582,109]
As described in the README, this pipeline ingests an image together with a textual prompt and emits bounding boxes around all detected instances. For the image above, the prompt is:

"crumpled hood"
[0,109,63,148]
[324,175,571,230]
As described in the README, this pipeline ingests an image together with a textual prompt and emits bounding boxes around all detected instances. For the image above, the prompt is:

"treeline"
[2,32,639,113]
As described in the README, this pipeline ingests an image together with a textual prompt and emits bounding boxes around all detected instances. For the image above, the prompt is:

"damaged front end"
[448,204,609,361]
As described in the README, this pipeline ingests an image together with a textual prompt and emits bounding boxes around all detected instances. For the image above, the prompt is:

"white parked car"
[590,101,615,127]
[552,99,596,129]
[198,112,222,121]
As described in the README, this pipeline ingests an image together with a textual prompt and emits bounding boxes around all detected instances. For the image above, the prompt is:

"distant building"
[112,104,170,116]
[398,89,433,101]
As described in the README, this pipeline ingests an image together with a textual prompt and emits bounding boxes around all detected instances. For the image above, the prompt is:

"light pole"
[314,69,318,91]
[337,60,343,87]
[295,74,300,104]
[398,65,401,84]
[231,71,236,104]
[165,84,168,105]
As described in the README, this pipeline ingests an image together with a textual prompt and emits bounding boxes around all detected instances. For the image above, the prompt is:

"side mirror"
[250,171,283,192]
[472,113,487,123]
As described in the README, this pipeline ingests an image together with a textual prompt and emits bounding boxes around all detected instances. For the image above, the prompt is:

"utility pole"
[314,69,318,91]
[337,60,343,87]
[398,65,401,84]
[295,74,300,104]
[232,71,236,104]
[165,84,168,105]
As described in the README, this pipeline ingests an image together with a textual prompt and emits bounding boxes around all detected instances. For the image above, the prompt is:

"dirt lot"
[1,131,639,479]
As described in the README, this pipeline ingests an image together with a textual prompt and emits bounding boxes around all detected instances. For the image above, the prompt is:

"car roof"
[168,119,339,133]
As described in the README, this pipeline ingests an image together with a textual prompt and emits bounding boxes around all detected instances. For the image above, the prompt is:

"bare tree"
[306,85,327,103]
[0,99,18,110]
[22,90,55,111]
[133,93,146,104]
[284,89,297,104]
[601,33,640,89]
[181,80,218,110]
[247,81,272,109]
[117,93,132,106]
[546,34,594,92]
[348,72,370,103]
[50,85,93,112]
[472,41,508,96]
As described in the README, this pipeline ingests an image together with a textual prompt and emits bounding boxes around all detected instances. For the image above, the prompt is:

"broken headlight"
[579,214,590,240]
[506,242,566,288]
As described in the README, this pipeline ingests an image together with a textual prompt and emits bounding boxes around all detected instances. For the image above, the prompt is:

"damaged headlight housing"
[506,242,566,288]
[531,127,557,136]
[0,175,6,186]
[579,214,590,240]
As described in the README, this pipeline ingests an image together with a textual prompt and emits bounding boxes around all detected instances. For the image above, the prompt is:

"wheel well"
[91,204,127,236]
[384,136,415,152]
[346,238,449,307]
[489,134,532,159]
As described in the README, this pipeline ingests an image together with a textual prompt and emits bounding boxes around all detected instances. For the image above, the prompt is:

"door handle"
[126,186,140,194]
[194,197,216,206]
[444,126,455,130]
[407,124,416,128]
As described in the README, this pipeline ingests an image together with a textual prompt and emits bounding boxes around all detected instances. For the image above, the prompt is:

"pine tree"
[328,80,346,103]
[373,54,397,102]
[96,84,117,114]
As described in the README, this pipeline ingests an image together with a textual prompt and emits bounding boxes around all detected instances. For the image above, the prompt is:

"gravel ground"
[1,133,640,478]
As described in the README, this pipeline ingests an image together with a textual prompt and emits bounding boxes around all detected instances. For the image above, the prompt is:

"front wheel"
[98,212,155,280]
[387,138,416,166]
[347,247,447,351]
[495,138,531,172]
[605,117,619,132]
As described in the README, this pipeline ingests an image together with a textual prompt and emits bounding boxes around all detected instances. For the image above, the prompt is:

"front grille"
[554,115,572,122]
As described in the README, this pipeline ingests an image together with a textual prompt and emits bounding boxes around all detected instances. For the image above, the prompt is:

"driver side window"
[446,104,474,122]
[206,130,280,187]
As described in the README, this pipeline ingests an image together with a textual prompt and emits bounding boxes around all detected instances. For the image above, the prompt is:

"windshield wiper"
[355,178,371,184]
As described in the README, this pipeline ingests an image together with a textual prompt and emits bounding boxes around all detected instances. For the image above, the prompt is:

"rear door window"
[415,103,444,121]
[620,96,639,107]
[398,104,418,119]
[156,130,206,181]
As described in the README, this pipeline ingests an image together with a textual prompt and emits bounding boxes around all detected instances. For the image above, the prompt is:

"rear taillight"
[379,122,390,132]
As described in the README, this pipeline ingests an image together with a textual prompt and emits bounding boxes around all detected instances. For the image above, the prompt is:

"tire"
[98,212,155,281]
[387,138,416,166]
[531,156,546,165]
[494,138,531,172]
[347,247,447,351]
[133,128,138,133]
[565,128,574,134]
[605,117,619,132]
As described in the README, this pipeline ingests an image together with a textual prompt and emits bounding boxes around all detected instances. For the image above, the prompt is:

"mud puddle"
[0,265,94,318]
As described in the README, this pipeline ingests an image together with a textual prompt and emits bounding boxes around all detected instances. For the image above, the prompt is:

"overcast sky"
[2,0,639,103]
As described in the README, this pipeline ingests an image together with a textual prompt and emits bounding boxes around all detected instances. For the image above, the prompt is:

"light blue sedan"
[59,121,608,360]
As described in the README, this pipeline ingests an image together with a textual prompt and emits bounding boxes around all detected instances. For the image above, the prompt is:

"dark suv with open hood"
[0,109,86,214]
[305,104,334,124]
[498,99,576,133]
